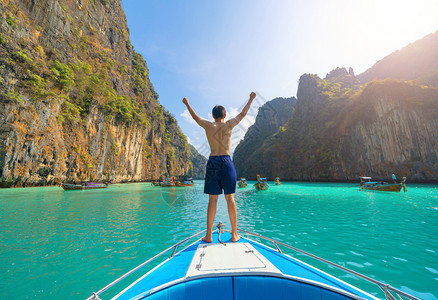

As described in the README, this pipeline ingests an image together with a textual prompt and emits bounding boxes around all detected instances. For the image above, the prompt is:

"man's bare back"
[182,93,255,156]
[200,119,238,156]
[182,92,256,243]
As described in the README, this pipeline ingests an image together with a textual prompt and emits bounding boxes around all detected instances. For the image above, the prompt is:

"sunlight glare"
[375,0,422,28]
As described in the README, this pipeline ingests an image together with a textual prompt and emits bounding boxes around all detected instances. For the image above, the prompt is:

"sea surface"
[0,181,437,299]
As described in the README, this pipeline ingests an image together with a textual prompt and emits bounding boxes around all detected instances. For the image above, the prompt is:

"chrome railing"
[237,228,420,300]
[86,226,420,300]
[85,229,206,300]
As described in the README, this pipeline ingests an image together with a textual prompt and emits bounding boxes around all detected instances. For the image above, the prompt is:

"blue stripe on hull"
[116,242,199,299]
[247,240,371,298]
[115,232,375,300]
[142,276,355,300]
[145,277,233,300]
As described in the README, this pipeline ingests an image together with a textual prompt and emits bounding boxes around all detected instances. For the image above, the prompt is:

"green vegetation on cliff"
[234,68,438,181]
[188,144,207,179]
[235,32,438,182]
[233,97,296,178]
[0,0,198,186]
[358,31,438,88]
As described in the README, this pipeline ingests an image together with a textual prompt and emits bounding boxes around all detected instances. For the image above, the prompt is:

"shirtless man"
[182,92,256,242]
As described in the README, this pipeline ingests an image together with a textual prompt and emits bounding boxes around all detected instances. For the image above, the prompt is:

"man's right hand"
[249,92,256,100]
[183,97,189,105]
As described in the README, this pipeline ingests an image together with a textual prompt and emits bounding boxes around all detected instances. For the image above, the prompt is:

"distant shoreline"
[1,178,436,189]
[241,178,438,184]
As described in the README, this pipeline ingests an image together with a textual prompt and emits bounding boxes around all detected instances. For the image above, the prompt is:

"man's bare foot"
[232,235,240,242]
[202,236,212,243]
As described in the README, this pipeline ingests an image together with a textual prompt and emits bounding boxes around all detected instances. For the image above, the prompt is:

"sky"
[121,0,438,157]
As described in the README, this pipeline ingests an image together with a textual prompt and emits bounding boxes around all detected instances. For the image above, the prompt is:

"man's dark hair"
[212,105,226,119]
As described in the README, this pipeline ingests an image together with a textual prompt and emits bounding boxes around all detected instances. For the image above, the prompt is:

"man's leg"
[202,194,218,243]
[225,193,240,242]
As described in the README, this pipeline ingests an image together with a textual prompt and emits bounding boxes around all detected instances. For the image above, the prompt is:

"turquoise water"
[1,181,437,299]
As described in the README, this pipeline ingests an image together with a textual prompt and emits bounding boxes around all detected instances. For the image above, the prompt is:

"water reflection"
[0,182,437,299]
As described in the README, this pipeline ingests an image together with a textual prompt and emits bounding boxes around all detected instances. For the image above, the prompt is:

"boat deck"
[114,232,376,300]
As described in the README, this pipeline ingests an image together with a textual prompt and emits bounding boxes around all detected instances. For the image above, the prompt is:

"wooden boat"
[274,177,282,185]
[359,175,407,192]
[254,174,269,191]
[61,182,108,190]
[238,177,247,188]
[160,177,176,187]
[87,223,419,300]
[175,179,194,187]
[151,181,161,186]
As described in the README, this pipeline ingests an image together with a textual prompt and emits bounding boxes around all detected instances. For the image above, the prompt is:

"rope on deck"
[216,222,226,246]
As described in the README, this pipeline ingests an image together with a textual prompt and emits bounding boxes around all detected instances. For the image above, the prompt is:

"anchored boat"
[254,174,269,191]
[238,177,248,188]
[160,177,176,187]
[87,223,419,300]
[175,178,194,187]
[359,175,407,192]
[60,182,108,190]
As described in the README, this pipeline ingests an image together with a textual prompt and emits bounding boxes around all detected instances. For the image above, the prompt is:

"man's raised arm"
[228,92,256,127]
[182,97,207,128]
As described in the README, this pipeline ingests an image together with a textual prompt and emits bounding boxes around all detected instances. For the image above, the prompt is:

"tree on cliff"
[0,0,200,187]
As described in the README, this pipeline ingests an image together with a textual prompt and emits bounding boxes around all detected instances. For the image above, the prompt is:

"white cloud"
[227,106,257,154]
[182,106,258,156]
[180,109,197,124]
[227,106,256,128]
[226,107,239,119]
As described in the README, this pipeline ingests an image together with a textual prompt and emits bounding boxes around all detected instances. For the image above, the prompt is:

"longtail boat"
[175,178,194,187]
[86,223,420,300]
[274,177,282,185]
[61,182,108,190]
[254,174,269,191]
[238,177,247,188]
[160,177,176,187]
[359,175,407,192]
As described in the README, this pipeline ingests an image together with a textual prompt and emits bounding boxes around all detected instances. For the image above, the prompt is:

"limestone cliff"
[234,70,438,182]
[188,144,207,179]
[335,80,438,181]
[358,31,438,88]
[0,0,193,187]
[233,97,296,178]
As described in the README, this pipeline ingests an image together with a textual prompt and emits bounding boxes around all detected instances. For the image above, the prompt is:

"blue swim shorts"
[204,155,237,195]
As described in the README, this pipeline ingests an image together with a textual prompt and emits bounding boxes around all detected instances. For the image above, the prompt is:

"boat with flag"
[238,177,248,188]
[86,223,419,300]
[254,174,269,191]
[60,182,108,190]
[359,174,407,192]
[159,177,176,187]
